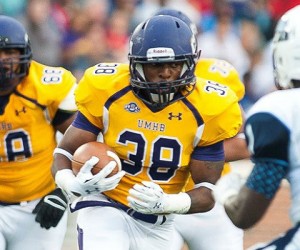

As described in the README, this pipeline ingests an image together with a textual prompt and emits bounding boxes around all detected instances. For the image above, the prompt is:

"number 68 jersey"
[0,61,77,203]
[75,63,242,206]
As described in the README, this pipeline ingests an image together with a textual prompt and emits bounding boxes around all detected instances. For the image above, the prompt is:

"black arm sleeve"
[52,109,76,127]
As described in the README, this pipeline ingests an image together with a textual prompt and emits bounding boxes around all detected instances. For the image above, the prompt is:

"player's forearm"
[223,186,272,229]
[188,159,223,213]
[51,148,73,177]
[187,185,215,213]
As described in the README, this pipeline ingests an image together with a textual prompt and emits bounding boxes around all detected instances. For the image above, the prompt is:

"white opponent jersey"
[245,88,300,224]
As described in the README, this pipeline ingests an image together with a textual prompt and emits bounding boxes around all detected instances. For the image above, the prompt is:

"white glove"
[213,172,246,206]
[55,156,125,197]
[127,181,191,214]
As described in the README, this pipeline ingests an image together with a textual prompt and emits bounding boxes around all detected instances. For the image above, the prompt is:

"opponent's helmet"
[128,15,198,110]
[272,5,300,89]
[154,8,198,37]
[0,15,32,87]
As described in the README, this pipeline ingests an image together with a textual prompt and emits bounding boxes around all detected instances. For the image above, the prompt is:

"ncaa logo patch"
[125,102,140,113]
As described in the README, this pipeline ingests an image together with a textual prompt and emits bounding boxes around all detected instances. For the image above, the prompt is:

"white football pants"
[0,199,67,250]
[171,202,244,250]
[76,194,175,250]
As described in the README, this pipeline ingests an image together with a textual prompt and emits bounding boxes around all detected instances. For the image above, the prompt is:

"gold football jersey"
[0,61,77,202]
[184,58,246,191]
[196,58,245,101]
[75,63,242,205]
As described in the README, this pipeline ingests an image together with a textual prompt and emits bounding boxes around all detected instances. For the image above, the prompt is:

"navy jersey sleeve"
[72,111,101,135]
[192,141,224,161]
[245,112,290,162]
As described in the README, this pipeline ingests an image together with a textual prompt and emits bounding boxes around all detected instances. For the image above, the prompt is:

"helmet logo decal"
[147,47,175,60]
[0,36,9,46]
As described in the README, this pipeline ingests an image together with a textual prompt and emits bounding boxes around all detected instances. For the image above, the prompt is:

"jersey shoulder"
[75,63,130,116]
[190,78,242,144]
[245,89,300,161]
[193,77,239,115]
[247,89,300,124]
[80,63,129,90]
[21,60,77,105]
[195,58,245,100]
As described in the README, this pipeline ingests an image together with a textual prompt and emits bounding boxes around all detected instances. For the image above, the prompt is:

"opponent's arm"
[214,112,290,229]
[213,159,288,229]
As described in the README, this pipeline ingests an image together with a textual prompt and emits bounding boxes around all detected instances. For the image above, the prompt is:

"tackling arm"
[217,158,288,229]
[214,112,290,229]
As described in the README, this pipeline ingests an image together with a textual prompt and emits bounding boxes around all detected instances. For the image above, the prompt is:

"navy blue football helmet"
[0,15,32,88]
[128,15,198,110]
[154,8,198,37]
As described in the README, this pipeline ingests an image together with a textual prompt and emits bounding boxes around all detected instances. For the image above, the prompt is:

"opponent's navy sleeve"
[245,112,290,161]
[244,112,290,199]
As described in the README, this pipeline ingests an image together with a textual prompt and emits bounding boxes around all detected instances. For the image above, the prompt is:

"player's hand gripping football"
[213,172,246,206]
[127,181,191,214]
[61,156,125,197]
[33,188,68,229]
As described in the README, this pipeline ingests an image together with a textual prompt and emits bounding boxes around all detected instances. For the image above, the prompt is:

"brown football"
[71,141,122,177]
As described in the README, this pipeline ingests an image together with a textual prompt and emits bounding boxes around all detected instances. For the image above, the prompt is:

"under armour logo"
[85,187,100,194]
[153,202,162,209]
[168,112,182,120]
[15,107,26,116]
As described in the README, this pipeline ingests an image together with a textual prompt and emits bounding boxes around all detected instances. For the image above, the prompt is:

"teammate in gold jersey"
[0,16,77,250]
[172,58,248,250]
[154,8,250,250]
[53,15,242,250]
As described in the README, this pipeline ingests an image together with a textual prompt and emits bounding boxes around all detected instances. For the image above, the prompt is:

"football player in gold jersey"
[172,58,247,250]
[0,16,77,250]
[154,9,250,250]
[53,15,242,250]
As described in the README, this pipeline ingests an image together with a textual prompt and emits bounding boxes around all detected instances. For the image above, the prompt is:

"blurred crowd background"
[1,0,300,113]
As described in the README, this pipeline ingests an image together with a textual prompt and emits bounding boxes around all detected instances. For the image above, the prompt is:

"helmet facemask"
[130,58,196,110]
[0,50,31,88]
[0,16,32,93]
